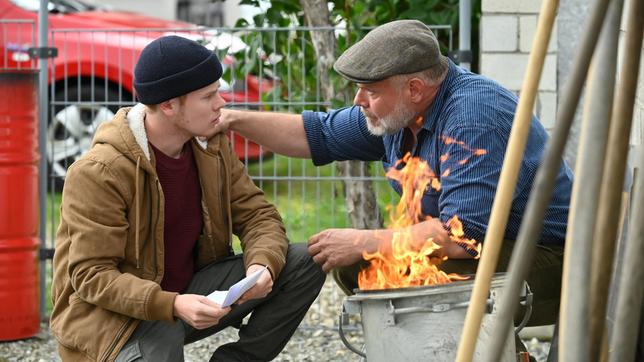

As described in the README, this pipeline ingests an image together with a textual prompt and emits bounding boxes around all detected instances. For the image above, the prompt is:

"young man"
[50,35,325,362]
[213,20,572,328]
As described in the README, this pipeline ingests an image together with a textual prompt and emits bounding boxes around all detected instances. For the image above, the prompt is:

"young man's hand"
[173,294,230,329]
[236,264,273,305]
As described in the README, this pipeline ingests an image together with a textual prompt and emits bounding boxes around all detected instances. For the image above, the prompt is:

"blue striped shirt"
[302,60,573,245]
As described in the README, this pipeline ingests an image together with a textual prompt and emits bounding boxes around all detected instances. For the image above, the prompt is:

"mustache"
[359,107,375,119]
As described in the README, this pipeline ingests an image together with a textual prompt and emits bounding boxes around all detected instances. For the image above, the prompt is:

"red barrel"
[0,70,41,341]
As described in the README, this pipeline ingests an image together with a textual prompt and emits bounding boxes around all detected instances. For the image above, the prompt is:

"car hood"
[53,10,194,29]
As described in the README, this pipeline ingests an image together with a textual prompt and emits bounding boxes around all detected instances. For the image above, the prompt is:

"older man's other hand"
[307,228,371,272]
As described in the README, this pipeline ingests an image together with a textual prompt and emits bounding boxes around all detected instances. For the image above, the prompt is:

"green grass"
[43,156,399,314]
[44,192,61,315]
[244,155,398,242]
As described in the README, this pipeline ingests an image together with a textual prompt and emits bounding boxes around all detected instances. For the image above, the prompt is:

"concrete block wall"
[480,0,558,130]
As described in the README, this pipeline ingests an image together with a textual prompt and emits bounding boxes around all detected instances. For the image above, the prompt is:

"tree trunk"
[299,0,383,229]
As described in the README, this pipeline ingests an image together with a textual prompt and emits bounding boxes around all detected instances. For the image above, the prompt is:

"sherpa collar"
[126,103,208,161]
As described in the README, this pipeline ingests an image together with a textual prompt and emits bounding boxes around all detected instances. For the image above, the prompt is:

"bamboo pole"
[482,0,613,359]
[589,0,644,358]
[610,165,643,362]
[559,0,624,360]
[454,1,559,361]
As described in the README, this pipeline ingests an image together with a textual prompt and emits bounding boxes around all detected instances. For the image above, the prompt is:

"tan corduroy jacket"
[50,104,288,361]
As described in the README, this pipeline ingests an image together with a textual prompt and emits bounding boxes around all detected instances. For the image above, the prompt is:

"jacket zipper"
[154,178,161,281]
[100,319,134,361]
[219,151,232,252]
[102,175,159,360]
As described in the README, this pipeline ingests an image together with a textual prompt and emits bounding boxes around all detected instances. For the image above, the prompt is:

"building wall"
[222,1,265,27]
[91,0,258,28]
[97,0,178,21]
[480,0,643,170]
[479,0,558,131]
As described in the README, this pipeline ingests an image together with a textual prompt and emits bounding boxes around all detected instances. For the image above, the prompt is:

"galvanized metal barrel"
[0,70,40,341]
[341,274,517,362]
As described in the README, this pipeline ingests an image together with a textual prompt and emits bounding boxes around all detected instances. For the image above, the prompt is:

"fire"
[358,140,485,290]
[446,215,482,258]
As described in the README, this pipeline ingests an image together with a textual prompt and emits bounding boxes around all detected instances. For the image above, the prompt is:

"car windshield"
[10,0,98,13]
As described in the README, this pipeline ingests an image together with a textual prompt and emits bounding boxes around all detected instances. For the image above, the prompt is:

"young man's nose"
[214,93,226,110]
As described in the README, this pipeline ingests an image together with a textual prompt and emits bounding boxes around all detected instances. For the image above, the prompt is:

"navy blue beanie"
[134,35,223,105]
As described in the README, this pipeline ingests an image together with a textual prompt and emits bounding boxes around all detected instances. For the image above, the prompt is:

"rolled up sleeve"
[302,106,385,165]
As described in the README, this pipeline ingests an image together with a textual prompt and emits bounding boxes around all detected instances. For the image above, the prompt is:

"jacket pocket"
[51,298,132,361]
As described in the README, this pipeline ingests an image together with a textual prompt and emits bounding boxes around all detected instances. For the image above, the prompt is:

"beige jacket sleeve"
[224,142,289,280]
[62,159,176,322]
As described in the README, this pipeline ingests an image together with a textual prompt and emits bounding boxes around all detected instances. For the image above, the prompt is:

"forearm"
[70,261,177,321]
[226,109,312,158]
[366,220,474,259]
[228,145,288,278]
[62,162,177,321]
[308,219,475,272]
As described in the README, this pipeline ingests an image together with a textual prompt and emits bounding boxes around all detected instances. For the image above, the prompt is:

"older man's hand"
[197,108,237,141]
[307,228,372,272]
[213,108,235,133]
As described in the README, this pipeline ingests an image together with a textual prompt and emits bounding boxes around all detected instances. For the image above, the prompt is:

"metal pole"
[610,158,643,362]
[459,0,471,70]
[589,0,644,357]
[559,0,624,360]
[37,0,49,321]
[454,0,558,361]
[483,0,612,359]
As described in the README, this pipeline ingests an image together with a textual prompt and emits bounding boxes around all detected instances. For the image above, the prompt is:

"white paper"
[207,266,267,307]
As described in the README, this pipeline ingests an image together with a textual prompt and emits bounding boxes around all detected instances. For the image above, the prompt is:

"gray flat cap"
[334,19,447,83]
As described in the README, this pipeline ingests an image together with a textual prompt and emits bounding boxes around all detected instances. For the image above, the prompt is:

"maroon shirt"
[151,142,202,293]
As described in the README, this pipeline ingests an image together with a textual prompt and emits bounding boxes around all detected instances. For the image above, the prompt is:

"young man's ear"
[158,99,177,116]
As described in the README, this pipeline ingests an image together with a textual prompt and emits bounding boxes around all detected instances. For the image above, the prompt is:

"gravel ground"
[0,279,550,361]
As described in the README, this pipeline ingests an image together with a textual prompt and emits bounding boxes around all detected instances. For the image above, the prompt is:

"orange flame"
[358,142,485,290]
[442,136,486,156]
[446,215,482,258]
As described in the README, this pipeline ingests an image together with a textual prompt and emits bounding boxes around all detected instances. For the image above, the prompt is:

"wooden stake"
[559,0,624,360]
[454,0,559,360]
[589,0,644,358]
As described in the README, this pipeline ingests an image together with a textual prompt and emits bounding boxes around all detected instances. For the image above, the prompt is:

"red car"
[0,0,270,185]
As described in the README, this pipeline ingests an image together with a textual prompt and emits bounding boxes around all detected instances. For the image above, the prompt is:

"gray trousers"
[116,244,326,362]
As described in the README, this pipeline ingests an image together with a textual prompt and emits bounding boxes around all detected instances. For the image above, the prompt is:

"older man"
[214,19,572,327]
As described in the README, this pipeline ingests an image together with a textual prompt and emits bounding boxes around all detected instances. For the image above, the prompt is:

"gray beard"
[363,103,416,136]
